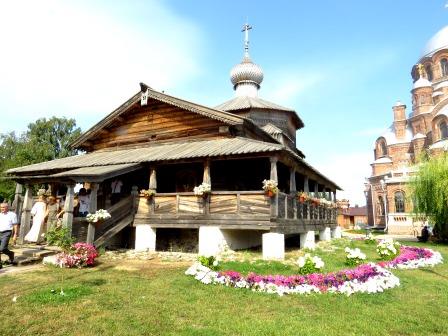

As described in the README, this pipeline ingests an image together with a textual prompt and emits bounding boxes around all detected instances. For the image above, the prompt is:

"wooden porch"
[134,191,337,234]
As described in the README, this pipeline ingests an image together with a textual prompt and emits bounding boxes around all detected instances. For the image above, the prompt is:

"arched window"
[439,121,448,139]
[441,59,448,77]
[377,196,385,216]
[379,141,387,157]
[426,64,433,81]
[394,191,405,213]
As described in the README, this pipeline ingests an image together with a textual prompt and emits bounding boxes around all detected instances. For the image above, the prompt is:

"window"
[441,59,448,77]
[378,141,387,157]
[394,191,405,213]
[425,64,433,81]
[377,196,385,216]
[439,121,448,139]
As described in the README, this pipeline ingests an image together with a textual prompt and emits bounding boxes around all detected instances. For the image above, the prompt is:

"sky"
[1,0,447,206]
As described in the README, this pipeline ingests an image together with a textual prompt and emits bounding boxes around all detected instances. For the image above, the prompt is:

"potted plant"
[262,179,278,197]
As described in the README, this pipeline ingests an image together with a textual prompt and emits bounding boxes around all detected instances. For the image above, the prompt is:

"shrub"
[297,253,324,275]
[198,255,219,270]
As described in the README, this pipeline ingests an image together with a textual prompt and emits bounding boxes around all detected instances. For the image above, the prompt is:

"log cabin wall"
[90,100,229,151]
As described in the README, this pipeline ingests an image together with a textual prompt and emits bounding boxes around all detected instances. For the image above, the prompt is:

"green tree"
[410,153,448,241]
[0,117,81,201]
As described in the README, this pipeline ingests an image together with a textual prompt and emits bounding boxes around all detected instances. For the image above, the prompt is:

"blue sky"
[0,0,447,205]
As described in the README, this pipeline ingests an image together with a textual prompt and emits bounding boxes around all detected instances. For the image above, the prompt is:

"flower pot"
[266,190,275,198]
[298,196,306,203]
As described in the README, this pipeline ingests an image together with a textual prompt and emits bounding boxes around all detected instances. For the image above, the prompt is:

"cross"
[241,23,252,55]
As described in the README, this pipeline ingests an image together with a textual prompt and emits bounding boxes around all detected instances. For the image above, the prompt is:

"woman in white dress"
[25,195,47,243]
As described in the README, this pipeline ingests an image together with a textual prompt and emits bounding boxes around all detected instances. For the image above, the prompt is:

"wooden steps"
[94,214,135,248]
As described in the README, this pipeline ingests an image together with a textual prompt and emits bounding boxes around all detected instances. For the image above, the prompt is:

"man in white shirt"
[0,203,18,268]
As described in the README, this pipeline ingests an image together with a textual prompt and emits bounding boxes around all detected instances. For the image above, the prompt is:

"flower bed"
[380,246,443,269]
[43,243,99,268]
[185,245,443,296]
[185,263,399,296]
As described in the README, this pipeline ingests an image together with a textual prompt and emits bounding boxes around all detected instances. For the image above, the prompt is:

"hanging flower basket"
[194,183,211,199]
[297,192,308,203]
[262,179,278,198]
[86,209,111,230]
[140,189,156,200]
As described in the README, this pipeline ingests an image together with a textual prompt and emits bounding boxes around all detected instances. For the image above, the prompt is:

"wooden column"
[203,158,211,185]
[270,157,278,182]
[86,183,99,244]
[203,159,211,215]
[289,168,297,219]
[149,166,157,190]
[304,177,310,220]
[12,183,23,222]
[304,176,309,193]
[62,184,75,237]
[269,157,278,218]
[18,185,33,244]
[289,168,296,193]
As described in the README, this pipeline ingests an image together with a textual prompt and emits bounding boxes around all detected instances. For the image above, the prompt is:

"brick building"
[366,26,448,235]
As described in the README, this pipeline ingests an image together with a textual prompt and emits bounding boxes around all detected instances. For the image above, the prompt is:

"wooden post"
[203,158,211,185]
[149,166,157,190]
[304,177,310,220]
[86,183,99,244]
[289,168,296,193]
[270,157,278,182]
[269,157,278,218]
[18,185,32,245]
[12,183,23,222]
[315,183,320,220]
[289,168,297,219]
[62,184,75,237]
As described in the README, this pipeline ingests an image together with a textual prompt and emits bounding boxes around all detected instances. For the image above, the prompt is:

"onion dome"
[230,56,264,89]
[230,23,264,97]
[421,26,448,59]
[413,77,432,90]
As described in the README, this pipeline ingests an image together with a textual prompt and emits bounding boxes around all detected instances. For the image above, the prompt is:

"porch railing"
[136,191,336,224]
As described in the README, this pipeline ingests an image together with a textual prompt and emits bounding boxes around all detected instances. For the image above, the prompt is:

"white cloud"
[264,71,324,105]
[0,1,203,133]
[313,152,372,206]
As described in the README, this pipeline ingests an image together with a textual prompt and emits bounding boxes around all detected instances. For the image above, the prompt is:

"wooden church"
[7,25,341,259]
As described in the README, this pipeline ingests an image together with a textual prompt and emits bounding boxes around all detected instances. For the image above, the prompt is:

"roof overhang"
[7,163,142,184]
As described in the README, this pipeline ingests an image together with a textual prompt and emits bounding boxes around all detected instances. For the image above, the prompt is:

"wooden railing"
[72,195,136,242]
[135,191,337,229]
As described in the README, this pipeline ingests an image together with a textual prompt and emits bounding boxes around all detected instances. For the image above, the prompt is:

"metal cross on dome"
[241,23,252,56]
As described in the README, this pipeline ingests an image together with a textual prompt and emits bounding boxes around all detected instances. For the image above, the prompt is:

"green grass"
[345,229,382,235]
[0,239,447,336]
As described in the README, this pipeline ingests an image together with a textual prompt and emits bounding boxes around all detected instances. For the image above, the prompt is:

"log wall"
[91,100,226,150]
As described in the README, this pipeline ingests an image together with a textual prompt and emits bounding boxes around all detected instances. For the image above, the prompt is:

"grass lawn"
[1,239,447,336]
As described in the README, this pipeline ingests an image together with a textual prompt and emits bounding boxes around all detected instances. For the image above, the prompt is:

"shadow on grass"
[421,268,448,280]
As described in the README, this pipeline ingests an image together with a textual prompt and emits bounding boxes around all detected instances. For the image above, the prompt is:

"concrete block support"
[199,226,226,256]
[262,232,285,260]
[300,231,316,250]
[331,226,342,239]
[319,227,331,241]
[135,225,156,251]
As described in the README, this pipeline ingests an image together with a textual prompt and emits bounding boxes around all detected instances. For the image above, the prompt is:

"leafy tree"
[0,117,81,201]
[410,153,448,241]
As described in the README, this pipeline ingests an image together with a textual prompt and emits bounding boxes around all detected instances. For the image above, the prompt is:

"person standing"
[25,195,47,243]
[45,196,61,231]
[110,179,123,205]
[0,203,18,268]
[77,188,90,217]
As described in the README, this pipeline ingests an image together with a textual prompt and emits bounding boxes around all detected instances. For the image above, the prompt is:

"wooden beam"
[86,183,99,244]
[62,184,75,237]
[18,185,32,244]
